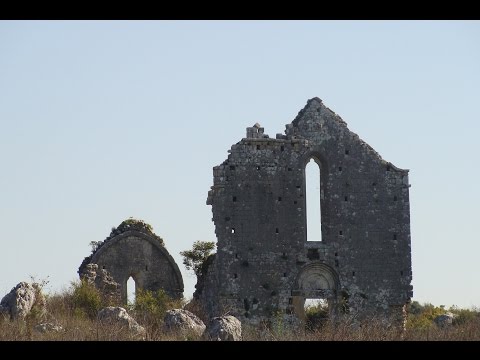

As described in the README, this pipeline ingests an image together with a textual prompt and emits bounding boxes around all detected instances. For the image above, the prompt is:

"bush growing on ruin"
[180,241,216,276]
[88,241,102,253]
[120,217,154,232]
[86,218,160,257]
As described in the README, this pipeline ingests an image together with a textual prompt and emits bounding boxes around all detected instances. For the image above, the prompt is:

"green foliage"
[119,217,153,232]
[449,305,479,325]
[180,241,216,276]
[269,309,286,337]
[89,241,102,253]
[406,301,445,329]
[305,300,329,331]
[133,289,182,318]
[405,301,480,329]
[70,279,102,319]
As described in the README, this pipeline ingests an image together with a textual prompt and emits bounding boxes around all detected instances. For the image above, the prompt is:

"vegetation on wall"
[180,241,216,276]
[79,217,164,276]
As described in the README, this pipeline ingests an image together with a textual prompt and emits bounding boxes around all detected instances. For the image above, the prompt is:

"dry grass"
[2,311,480,341]
[242,317,480,341]
[1,288,479,341]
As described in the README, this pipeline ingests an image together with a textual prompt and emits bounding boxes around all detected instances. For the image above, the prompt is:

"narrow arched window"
[306,158,322,242]
[127,276,136,304]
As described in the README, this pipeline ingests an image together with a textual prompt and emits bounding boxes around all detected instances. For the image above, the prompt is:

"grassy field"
[1,281,479,341]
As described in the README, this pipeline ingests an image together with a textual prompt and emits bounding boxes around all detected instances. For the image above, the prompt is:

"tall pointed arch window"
[306,158,322,242]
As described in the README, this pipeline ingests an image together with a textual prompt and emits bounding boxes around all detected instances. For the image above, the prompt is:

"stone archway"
[292,262,339,323]
[78,220,183,304]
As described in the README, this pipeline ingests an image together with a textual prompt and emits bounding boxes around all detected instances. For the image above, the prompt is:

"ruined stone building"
[197,97,412,326]
[79,219,183,303]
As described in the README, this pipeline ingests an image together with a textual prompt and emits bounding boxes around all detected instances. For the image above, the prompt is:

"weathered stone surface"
[434,313,456,327]
[79,263,121,304]
[164,309,206,336]
[78,218,184,303]
[192,254,217,318]
[0,282,46,320]
[204,315,242,341]
[97,306,145,337]
[34,322,64,333]
[200,97,412,327]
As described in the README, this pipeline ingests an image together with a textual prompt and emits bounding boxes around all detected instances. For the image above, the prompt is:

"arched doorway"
[292,262,339,327]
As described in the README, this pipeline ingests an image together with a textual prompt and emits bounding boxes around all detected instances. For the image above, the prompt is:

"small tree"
[89,241,102,253]
[180,241,216,276]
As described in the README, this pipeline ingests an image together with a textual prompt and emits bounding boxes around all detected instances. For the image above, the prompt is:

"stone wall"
[79,219,184,303]
[201,98,412,327]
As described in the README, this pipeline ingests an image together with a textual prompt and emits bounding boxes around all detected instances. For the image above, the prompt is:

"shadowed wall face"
[201,98,412,327]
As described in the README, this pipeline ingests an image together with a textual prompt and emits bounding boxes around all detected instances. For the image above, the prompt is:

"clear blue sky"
[1,20,479,308]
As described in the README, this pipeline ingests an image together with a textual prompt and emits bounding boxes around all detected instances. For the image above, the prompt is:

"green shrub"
[449,306,479,325]
[305,300,329,331]
[407,301,452,329]
[71,280,102,319]
[180,241,216,276]
[133,289,183,318]
[118,218,153,232]
[130,289,184,336]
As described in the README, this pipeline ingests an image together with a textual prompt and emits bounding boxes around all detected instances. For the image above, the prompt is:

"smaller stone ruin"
[78,218,184,304]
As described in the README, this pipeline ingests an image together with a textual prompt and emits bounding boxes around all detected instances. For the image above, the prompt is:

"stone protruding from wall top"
[246,123,269,139]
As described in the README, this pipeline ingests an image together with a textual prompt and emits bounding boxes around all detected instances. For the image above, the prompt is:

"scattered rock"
[0,282,46,320]
[204,315,242,341]
[97,306,145,338]
[34,322,64,333]
[164,309,206,337]
[434,312,456,327]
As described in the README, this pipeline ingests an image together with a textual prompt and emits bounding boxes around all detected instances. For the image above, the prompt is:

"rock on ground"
[204,315,242,341]
[34,322,64,333]
[0,282,46,320]
[164,309,206,337]
[97,306,145,338]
